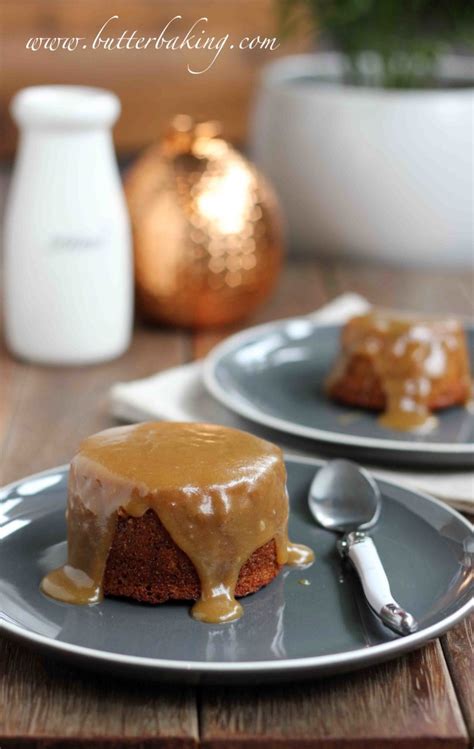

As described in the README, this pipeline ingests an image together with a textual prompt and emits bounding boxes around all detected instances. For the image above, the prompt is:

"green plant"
[278,0,474,88]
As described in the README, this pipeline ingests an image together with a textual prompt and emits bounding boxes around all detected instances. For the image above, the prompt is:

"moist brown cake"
[103,509,281,604]
[326,310,471,431]
[41,422,314,623]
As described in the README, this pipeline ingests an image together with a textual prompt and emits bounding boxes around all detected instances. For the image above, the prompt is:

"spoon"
[309,459,418,636]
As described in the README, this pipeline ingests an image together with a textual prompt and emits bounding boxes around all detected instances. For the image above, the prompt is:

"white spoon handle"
[339,531,418,636]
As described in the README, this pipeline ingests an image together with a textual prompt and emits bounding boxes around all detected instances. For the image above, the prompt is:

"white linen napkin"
[110,294,473,513]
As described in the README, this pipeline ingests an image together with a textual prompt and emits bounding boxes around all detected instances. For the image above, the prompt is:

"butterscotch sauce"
[327,310,471,432]
[41,422,314,623]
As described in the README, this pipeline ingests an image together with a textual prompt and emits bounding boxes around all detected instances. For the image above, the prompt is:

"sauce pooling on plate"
[327,310,471,432]
[41,422,314,623]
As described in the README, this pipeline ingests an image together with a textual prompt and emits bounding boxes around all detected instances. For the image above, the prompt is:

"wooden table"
[1,259,472,748]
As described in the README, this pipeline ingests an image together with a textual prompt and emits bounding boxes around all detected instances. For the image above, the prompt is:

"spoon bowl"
[309,459,381,533]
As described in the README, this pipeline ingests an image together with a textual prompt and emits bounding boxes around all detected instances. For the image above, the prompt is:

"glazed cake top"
[41,422,314,623]
[345,309,463,342]
[329,309,470,432]
[77,421,283,494]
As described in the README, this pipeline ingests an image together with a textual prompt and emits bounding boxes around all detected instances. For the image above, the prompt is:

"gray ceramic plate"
[0,460,472,684]
[204,319,474,466]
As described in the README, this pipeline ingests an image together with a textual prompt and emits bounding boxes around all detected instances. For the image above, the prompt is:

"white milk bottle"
[4,85,133,364]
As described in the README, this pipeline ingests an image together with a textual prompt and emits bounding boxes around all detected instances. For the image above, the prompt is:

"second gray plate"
[204,319,474,466]
[0,459,471,684]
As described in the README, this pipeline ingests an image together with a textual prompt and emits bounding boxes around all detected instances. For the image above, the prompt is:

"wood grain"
[0,639,198,748]
[199,641,468,749]
[442,614,474,741]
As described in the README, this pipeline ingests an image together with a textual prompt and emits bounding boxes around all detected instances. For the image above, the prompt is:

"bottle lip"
[10,85,121,129]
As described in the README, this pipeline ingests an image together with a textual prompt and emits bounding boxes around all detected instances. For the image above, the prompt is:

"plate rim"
[0,459,472,677]
[203,315,474,455]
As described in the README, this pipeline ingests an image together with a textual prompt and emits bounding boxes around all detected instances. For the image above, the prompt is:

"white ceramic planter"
[251,53,473,266]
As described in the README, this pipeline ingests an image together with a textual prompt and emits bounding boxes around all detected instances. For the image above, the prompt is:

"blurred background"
[0,0,472,361]
[0,0,309,158]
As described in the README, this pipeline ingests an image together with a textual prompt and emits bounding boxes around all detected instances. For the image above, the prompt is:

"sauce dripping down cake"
[326,310,471,432]
[41,422,314,623]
